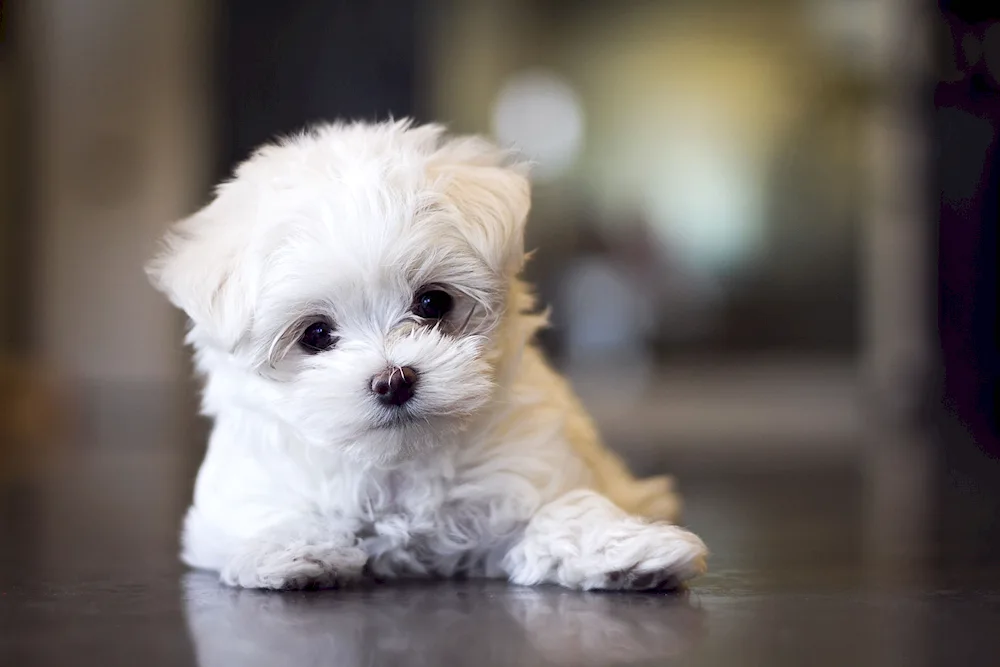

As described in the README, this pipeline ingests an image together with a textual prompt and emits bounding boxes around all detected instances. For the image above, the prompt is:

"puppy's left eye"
[413,289,453,320]
[299,320,337,353]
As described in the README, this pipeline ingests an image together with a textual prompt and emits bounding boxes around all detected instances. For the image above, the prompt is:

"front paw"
[584,523,707,591]
[508,515,708,591]
[220,540,368,590]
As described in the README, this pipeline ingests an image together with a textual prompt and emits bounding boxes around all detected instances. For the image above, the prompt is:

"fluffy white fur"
[148,119,708,591]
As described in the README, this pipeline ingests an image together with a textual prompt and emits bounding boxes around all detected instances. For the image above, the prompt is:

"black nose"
[371,366,418,406]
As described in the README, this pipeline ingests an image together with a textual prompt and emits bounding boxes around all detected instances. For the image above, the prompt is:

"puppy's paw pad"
[605,567,685,591]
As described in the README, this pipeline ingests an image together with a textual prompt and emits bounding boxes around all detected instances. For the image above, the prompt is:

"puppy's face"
[148,122,531,464]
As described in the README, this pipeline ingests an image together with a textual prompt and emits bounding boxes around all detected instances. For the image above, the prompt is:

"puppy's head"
[148,121,532,464]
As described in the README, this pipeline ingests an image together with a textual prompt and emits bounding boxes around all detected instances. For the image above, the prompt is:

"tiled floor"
[2,396,1000,666]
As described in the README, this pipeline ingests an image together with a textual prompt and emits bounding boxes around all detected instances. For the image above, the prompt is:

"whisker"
[460,302,478,335]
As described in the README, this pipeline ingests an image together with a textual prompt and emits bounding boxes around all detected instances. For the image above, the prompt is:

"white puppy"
[148,120,707,591]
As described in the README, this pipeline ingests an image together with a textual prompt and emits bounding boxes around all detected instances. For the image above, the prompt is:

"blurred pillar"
[864,2,935,433]
[863,0,935,532]
[863,0,935,581]
[863,0,935,542]
[25,0,211,393]
[15,1,214,575]
[862,3,935,665]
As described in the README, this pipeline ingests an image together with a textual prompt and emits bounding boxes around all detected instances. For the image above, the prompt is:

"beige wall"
[27,0,211,384]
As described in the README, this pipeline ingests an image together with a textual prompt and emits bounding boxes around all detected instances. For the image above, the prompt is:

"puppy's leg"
[184,509,367,590]
[605,473,682,523]
[502,490,707,591]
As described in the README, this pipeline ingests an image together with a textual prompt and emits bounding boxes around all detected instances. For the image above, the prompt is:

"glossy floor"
[3,407,1000,666]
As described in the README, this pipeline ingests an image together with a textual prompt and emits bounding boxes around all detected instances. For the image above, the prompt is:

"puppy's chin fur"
[148,119,708,591]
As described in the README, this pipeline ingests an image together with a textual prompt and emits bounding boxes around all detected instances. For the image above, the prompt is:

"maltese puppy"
[147,120,708,590]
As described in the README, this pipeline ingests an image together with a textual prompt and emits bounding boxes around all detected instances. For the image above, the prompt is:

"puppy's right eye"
[413,289,453,320]
[299,321,337,353]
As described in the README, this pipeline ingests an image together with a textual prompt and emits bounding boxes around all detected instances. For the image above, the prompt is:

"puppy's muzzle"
[371,366,418,406]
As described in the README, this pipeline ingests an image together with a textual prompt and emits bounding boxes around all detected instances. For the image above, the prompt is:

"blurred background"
[1,1,1000,662]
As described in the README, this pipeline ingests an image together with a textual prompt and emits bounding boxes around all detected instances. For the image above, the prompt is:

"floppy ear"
[432,137,531,277]
[145,195,254,351]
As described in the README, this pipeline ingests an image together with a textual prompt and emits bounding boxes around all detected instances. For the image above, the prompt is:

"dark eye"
[413,289,453,320]
[299,321,337,353]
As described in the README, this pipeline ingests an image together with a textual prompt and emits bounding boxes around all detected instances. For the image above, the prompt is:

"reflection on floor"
[2,387,1000,667]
